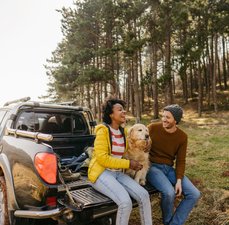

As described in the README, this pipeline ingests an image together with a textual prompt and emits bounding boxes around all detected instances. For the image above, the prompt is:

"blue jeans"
[92,169,152,225]
[147,163,200,225]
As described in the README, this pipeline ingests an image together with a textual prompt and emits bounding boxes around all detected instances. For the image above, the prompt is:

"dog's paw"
[134,177,140,184]
[139,179,146,186]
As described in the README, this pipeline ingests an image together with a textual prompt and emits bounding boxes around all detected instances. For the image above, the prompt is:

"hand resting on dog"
[129,159,143,171]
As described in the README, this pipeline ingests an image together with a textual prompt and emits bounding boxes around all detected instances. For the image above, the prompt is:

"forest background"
[44,0,229,121]
[44,0,229,224]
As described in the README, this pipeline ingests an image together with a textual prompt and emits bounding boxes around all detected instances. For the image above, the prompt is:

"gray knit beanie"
[164,104,183,124]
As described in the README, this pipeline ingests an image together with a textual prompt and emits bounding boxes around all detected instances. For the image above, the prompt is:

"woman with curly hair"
[88,98,152,225]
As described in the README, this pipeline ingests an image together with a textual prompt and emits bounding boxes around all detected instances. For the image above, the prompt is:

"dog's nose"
[145,134,149,139]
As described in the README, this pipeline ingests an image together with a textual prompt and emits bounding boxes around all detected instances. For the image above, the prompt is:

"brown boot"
[60,169,81,182]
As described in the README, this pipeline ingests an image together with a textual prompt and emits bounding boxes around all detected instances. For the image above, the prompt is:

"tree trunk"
[181,28,188,103]
[197,60,202,117]
[222,35,228,89]
[164,18,173,105]
[206,38,212,106]
[212,34,218,112]
[80,85,84,106]
[87,84,91,109]
[133,52,141,123]
[104,81,108,98]
[126,60,132,113]
[93,83,97,119]
[202,55,209,104]
[189,62,194,98]
[217,50,222,90]
[150,44,159,119]
[97,82,102,121]
[115,32,121,98]
[139,50,144,113]
[210,34,214,107]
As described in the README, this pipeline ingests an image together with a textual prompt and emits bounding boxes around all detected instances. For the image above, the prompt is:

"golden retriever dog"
[124,124,151,185]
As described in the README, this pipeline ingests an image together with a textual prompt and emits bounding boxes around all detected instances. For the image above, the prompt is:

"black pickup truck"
[0,97,156,225]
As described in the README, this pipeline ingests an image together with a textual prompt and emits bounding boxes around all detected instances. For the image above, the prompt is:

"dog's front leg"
[134,171,142,184]
[126,169,136,179]
[139,169,147,186]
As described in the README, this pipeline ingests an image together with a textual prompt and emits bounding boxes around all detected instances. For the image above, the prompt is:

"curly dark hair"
[102,98,126,124]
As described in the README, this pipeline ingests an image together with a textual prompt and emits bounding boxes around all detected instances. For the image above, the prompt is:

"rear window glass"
[15,111,89,135]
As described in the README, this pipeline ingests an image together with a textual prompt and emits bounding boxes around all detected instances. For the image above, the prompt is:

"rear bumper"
[14,207,66,219]
[13,184,158,220]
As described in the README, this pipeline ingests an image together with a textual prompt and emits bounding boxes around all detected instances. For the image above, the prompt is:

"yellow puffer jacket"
[88,124,130,183]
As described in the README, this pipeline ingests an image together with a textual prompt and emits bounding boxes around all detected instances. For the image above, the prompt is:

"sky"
[0,0,74,107]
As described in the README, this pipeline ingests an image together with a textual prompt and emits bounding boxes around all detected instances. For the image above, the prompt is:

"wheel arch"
[0,154,19,211]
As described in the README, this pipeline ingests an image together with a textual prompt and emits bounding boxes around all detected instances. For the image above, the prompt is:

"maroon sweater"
[148,122,188,179]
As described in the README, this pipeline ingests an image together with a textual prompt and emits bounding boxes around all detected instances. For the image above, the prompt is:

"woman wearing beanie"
[147,104,200,225]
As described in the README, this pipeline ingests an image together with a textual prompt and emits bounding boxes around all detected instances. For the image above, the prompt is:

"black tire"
[13,218,36,225]
[14,218,57,225]
[0,176,10,225]
[0,176,36,225]
[93,213,116,225]
[108,213,116,225]
[0,176,56,225]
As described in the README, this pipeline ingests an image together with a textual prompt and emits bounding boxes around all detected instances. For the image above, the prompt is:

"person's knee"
[146,167,161,187]
[139,189,150,203]
[192,189,201,201]
[146,167,154,180]
[119,198,132,211]
[162,189,176,201]
[184,186,201,204]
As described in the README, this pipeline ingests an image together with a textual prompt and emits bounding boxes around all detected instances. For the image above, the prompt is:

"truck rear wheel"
[0,176,36,225]
[0,176,39,225]
[0,176,10,225]
[93,213,116,225]
[15,218,57,225]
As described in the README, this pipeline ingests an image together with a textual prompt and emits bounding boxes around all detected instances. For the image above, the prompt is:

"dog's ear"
[145,138,152,152]
[127,126,133,137]
[127,126,133,143]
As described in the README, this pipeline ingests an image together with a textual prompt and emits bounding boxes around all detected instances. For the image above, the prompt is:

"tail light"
[46,196,57,207]
[34,153,57,184]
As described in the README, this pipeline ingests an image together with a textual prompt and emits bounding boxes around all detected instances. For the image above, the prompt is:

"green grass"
[183,124,229,190]
[128,111,229,225]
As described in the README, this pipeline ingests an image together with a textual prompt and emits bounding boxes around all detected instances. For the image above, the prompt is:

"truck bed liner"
[59,178,157,212]
[70,187,112,207]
